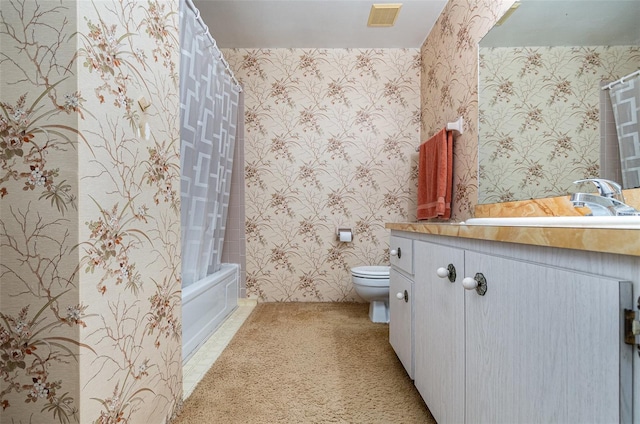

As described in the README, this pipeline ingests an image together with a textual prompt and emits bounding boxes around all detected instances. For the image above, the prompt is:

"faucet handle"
[573,178,624,201]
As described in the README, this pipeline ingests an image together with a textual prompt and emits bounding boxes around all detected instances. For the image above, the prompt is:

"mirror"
[478,0,640,204]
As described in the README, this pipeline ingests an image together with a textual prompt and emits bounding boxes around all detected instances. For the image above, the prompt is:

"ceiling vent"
[367,4,402,27]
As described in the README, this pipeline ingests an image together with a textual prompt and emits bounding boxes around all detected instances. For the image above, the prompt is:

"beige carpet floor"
[174,302,436,424]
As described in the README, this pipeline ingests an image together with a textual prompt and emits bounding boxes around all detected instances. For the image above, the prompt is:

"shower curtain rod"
[602,69,640,91]
[184,0,243,92]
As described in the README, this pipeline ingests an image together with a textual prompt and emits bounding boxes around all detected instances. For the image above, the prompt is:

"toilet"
[351,265,390,323]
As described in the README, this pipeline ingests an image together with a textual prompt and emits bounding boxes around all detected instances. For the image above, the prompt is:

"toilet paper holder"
[336,228,353,242]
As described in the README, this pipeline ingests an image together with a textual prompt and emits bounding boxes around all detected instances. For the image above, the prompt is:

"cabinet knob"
[395,290,409,302]
[463,273,488,296]
[462,277,477,289]
[390,247,401,258]
[436,264,457,283]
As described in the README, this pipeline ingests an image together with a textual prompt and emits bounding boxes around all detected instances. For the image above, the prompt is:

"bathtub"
[182,264,239,364]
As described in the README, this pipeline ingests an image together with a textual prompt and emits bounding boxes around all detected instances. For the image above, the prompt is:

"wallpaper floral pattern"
[223,48,421,302]
[2,0,636,420]
[1,0,182,422]
[479,45,640,203]
[222,0,519,301]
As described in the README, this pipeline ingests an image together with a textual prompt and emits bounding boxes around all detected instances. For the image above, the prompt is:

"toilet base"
[369,300,389,323]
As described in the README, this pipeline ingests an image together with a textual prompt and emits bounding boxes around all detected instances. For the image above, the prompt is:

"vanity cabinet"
[414,241,464,424]
[389,235,414,379]
[464,250,631,423]
[397,233,634,424]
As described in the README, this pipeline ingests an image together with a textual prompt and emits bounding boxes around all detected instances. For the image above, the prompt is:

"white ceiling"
[192,0,449,48]
[193,0,640,50]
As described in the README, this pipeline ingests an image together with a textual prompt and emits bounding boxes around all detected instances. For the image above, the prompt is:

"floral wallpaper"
[223,48,421,302]
[223,0,520,301]
[1,0,182,422]
[0,1,81,420]
[420,0,516,220]
[479,45,640,203]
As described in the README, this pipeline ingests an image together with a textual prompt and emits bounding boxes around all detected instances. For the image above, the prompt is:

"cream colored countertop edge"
[386,222,640,257]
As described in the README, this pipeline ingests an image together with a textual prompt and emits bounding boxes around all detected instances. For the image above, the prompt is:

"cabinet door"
[464,251,633,424]
[389,268,413,378]
[414,241,465,424]
[390,235,413,274]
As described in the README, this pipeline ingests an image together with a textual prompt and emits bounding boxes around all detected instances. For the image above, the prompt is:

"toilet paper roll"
[339,230,352,242]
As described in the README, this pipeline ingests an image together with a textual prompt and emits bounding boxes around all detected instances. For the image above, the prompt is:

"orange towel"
[416,128,453,220]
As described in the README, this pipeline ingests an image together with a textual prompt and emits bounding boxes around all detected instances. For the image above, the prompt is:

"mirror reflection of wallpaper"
[479,45,639,203]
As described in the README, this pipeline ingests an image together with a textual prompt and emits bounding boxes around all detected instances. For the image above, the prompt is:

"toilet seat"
[351,265,390,279]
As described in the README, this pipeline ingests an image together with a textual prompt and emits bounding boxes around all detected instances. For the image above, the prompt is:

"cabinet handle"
[462,273,488,296]
[395,291,409,302]
[390,248,401,258]
[436,264,457,283]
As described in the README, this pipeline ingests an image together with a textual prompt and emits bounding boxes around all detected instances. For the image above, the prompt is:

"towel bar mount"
[415,117,464,152]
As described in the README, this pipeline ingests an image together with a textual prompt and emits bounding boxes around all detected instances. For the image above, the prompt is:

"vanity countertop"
[386,221,640,257]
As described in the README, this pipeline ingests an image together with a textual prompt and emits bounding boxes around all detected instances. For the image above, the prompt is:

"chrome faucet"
[570,178,640,216]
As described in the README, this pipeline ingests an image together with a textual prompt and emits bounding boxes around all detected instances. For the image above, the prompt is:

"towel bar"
[415,117,464,151]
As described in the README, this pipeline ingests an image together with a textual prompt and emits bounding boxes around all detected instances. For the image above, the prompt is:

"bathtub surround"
[174,302,435,423]
[181,264,239,364]
[1,1,182,422]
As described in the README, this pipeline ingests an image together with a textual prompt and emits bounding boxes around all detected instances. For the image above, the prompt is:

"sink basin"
[463,216,640,228]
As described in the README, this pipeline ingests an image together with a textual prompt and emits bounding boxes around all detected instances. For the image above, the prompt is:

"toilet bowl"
[351,265,390,323]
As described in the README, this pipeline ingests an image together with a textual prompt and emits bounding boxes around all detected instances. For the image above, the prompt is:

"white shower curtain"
[180,0,241,288]
[609,72,640,189]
